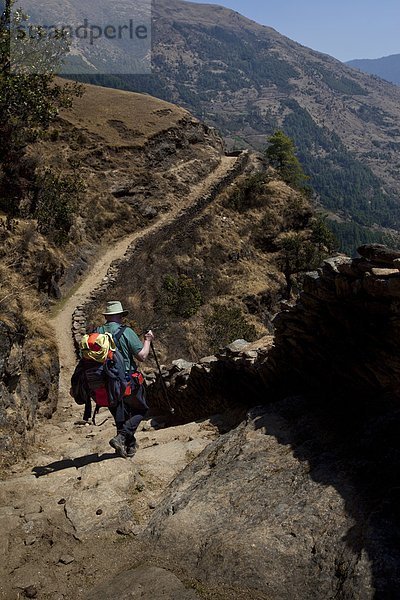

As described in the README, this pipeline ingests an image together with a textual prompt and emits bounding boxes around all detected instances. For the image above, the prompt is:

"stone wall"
[146,338,271,424]
[142,244,400,422]
[261,244,400,402]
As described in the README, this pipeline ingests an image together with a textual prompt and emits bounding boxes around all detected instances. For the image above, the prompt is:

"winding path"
[50,155,237,407]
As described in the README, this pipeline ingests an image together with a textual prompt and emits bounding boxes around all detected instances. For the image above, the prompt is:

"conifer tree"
[265,130,309,191]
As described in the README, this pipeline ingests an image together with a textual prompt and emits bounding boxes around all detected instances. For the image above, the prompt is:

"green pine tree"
[265,130,309,191]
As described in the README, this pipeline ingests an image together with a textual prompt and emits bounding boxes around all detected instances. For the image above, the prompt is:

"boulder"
[171,359,194,371]
[357,244,400,265]
[371,268,400,278]
[225,339,249,355]
[144,406,372,599]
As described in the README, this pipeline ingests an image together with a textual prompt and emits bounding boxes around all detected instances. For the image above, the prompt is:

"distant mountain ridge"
[347,54,400,86]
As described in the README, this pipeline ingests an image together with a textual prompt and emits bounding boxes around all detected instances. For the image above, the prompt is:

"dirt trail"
[51,155,236,401]
[0,156,238,600]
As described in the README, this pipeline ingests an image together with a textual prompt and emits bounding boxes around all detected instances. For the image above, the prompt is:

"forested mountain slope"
[59,0,400,250]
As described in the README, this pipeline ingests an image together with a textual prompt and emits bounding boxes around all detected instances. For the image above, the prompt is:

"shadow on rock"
[142,395,400,598]
[252,393,400,598]
[32,452,117,477]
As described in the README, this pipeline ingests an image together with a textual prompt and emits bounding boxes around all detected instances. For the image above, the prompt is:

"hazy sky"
[189,0,400,62]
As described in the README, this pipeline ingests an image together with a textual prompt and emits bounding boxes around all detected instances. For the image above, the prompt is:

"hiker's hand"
[144,330,154,342]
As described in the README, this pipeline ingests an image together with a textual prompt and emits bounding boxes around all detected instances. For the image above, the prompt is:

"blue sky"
[189,0,400,62]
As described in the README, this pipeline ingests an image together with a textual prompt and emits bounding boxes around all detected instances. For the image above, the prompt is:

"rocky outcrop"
[144,405,372,599]
[0,318,59,472]
[144,119,224,168]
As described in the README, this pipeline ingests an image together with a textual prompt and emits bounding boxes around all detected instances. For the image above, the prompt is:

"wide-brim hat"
[103,301,128,316]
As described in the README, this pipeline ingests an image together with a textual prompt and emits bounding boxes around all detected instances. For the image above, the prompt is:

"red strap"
[124,372,144,396]
[132,372,144,385]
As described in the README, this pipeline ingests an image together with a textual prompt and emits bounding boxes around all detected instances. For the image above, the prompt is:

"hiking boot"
[109,433,128,458]
[126,440,138,458]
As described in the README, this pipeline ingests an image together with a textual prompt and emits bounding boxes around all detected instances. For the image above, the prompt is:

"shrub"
[161,274,202,318]
[0,3,83,217]
[310,215,338,254]
[206,303,257,352]
[257,208,283,251]
[265,130,309,191]
[283,195,313,231]
[227,172,267,212]
[276,220,337,296]
[34,168,85,244]
[49,129,60,142]
[257,194,314,252]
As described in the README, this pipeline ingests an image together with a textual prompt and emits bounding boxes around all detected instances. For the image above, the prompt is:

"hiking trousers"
[109,397,147,442]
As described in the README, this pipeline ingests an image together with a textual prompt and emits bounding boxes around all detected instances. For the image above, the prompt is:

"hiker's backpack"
[96,325,147,411]
[71,331,127,410]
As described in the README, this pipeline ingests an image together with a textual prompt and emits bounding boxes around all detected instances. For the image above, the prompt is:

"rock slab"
[85,565,201,600]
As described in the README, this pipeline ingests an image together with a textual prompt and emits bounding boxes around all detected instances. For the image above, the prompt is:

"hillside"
[81,159,330,363]
[347,54,400,86]
[148,0,400,239]
[3,40,400,596]
[11,80,224,297]
[0,74,334,469]
[0,80,227,470]
[56,0,400,250]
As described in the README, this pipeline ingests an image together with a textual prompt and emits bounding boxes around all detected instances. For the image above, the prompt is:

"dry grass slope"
[59,79,189,148]
[84,161,316,362]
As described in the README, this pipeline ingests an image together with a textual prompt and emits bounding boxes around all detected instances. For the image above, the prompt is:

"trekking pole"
[150,341,175,415]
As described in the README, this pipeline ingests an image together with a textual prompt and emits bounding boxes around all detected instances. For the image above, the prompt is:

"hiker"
[96,300,154,458]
